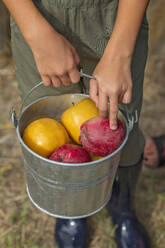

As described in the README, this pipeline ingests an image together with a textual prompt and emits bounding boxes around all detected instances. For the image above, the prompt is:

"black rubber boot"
[55,218,87,248]
[107,157,150,248]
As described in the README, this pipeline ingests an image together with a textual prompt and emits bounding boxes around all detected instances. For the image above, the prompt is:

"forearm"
[2,0,54,47]
[105,0,149,58]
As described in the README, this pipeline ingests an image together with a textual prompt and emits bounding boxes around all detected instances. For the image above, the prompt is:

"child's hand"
[29,23,80,87]
[90,53,132,130]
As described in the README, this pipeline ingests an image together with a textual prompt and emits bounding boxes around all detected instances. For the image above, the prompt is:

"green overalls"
[10,0,149,166]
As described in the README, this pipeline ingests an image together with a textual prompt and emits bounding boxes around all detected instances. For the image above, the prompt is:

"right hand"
[29,23,80,87]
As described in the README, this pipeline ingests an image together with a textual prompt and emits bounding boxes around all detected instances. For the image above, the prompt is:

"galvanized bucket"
[10,82,137,219]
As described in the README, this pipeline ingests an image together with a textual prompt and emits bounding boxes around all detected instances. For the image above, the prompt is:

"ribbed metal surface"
[16,94,129,218]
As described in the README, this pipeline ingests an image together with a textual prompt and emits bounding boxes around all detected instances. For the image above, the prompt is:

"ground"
[0,0,165,247]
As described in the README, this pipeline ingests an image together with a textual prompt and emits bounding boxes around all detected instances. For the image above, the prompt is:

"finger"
[143,159,153,166]
[98,90,108,118]
[90,79,99,107]
[144,140,156,155]
[60,74,71,86]
[71,46,80,65]
[144,150,156,156]
[122,87,132,104]
[143,155,158,167]
[51,76,62,88]
[42,75,52,87]
[119,92,125,103]
[74,52,80,65]
[109,95,118,130]
[69,68,80,83]
[144,139,155,151]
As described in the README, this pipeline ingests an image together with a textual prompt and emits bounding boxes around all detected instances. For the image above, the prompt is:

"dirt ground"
[0,1,165,248]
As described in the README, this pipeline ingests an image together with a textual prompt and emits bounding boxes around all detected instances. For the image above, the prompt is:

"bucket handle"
[125,106,138,132]
[10,81,43,128]
[19,72,96,114]
[10,73,138,131]
[10,72,95,127]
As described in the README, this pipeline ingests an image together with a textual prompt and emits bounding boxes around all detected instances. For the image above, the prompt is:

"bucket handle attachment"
[10,72,138,131]
[125,106,138,133]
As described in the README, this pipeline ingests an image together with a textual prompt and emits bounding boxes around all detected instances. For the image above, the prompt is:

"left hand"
[90,52,132,130]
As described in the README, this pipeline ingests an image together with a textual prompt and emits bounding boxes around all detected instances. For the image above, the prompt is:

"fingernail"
[110,125,117,130]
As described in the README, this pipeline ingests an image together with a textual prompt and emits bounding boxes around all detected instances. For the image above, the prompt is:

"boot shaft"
[108,156,143,215]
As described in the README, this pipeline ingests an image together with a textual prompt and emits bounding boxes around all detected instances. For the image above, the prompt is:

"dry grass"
[0,158,165,248]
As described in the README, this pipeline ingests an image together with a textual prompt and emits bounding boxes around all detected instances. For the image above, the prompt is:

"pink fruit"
[49,144,91,163]
[79,116,125,157]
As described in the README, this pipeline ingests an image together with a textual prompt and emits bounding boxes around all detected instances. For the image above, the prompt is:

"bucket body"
[16,94,129,219]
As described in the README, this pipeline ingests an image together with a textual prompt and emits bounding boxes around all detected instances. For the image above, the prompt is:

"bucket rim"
[16,94,129,167]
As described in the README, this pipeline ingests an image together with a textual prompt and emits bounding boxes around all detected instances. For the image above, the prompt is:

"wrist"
[105,36,134,61]
[25,16,58,50]
[103,43,132,67]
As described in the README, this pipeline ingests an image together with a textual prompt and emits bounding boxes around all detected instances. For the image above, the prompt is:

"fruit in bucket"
[23,118,69,158]
[89,153,103,161]
[61,98,99,144]
[79,116,125,157]
[49,144,91,163]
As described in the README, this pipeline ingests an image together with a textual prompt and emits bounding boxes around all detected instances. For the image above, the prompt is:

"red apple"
[49,144,91,163]
[79,116,125,157]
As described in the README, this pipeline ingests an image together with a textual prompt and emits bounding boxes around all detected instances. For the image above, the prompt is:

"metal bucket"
[10,82,137,219]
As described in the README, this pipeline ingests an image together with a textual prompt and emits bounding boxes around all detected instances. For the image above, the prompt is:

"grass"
[0,163,165,248]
